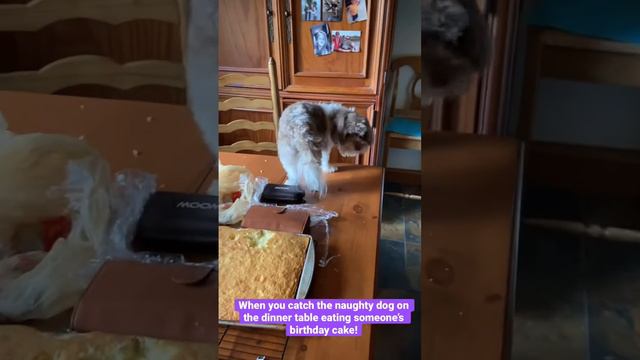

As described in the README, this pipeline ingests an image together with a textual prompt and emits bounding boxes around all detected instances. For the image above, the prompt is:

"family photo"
[331,30,361,52]
[346,0,368,23]
[311,23,333,56]
[303,0,321,21]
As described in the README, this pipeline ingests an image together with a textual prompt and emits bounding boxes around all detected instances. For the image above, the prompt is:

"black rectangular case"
[132,191,218,257]
[260,183,306,205]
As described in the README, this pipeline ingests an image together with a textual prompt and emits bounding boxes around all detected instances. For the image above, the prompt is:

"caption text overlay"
[235,299,414,337]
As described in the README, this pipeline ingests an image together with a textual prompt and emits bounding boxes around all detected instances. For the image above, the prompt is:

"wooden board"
[421,133,522,360]
[219,152,384,360]
[218,326,288,360]
[0,91,213,193]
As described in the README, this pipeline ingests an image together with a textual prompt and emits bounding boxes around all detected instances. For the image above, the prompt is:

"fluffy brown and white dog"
[422,0,489,98]
[277,102,372,198]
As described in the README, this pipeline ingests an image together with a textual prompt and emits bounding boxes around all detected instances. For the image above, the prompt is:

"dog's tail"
[296,148,327,198]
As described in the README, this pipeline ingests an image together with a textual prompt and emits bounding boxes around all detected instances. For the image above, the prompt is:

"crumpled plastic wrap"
[218,162,267,225]
[0,114,156,322]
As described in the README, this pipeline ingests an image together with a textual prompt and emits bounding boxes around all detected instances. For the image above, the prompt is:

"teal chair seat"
[386,117,421,138]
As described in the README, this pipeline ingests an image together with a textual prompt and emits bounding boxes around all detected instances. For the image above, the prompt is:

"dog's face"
[335,109,372,157]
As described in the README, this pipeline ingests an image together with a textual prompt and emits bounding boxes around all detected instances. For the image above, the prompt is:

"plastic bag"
[0,114,156,321]
[218,162,267,224]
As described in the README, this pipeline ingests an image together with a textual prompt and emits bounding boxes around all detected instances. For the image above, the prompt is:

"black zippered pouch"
[132,191,218,258]
[260,183,306,205]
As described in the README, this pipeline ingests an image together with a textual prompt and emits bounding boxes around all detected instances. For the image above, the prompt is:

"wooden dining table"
[422,133,523,360]
[0,91,215,195]
[218,152,384,360]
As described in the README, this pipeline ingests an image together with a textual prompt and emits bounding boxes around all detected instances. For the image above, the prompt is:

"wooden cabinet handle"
[266,9,273,16]
[284,10,291,17]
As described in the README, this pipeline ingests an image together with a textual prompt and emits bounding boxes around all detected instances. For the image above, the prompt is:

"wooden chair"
[218,57,281,153]
[0,0,186,101]
[381,56,421,168]
[519,27,640,140]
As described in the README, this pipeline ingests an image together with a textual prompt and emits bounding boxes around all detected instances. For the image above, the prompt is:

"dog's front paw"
[322,165,338,173]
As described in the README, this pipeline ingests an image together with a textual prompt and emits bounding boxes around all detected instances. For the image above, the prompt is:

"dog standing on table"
[277,102,372,198]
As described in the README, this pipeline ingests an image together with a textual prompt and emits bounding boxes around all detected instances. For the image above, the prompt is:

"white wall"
[390,0,421,60]
[389,0,421,110]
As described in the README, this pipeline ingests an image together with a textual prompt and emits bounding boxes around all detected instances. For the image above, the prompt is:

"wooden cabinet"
[219,0,396,165]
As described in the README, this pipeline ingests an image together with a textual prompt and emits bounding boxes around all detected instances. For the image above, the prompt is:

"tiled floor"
[512,226,640,360]
[373,182,421,360]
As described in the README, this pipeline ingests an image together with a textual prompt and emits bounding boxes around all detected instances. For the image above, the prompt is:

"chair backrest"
[386,56,421,120]
[0,0,186,101]
[218,57,281,153]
